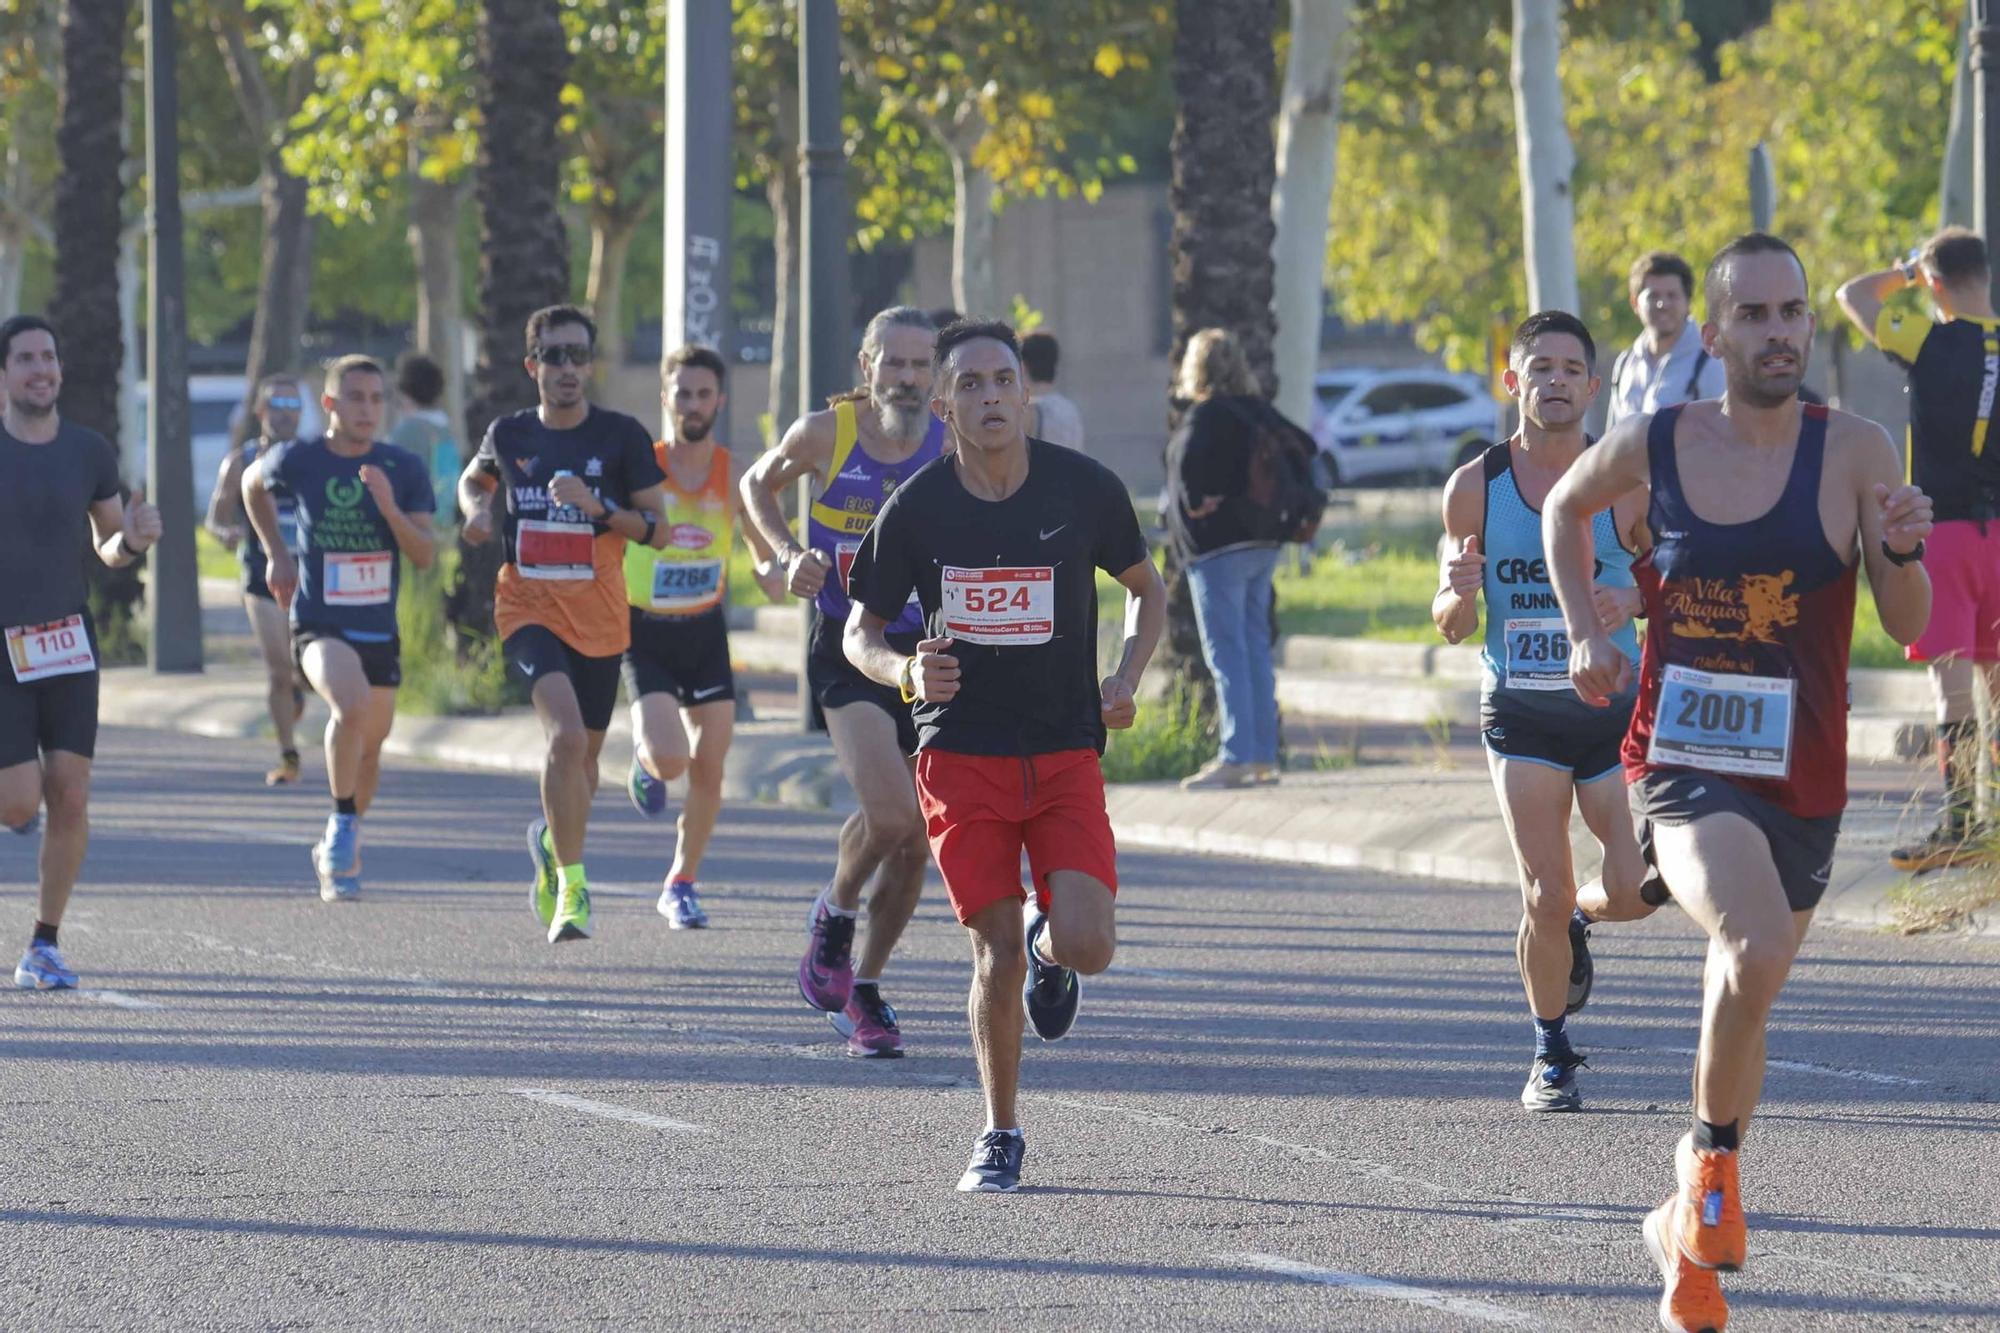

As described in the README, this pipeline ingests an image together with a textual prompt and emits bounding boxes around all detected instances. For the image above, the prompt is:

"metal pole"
[1975,0,2000,310]
[144,0,200,673]
[797,0,850,732]
[663,0,733,442]
[1748,141,1775,232]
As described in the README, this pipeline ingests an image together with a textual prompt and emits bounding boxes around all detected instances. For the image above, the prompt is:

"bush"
[396,548,513,716]
[1100,682,1214,783]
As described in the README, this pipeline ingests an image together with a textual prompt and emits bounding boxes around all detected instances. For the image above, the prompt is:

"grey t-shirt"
[0,420,122,628]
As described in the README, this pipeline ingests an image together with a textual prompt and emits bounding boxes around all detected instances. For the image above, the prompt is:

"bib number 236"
[941,566,1054,645]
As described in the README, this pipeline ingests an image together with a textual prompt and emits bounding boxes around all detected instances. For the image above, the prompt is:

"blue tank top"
[806,399,944,635]
[1478,439,1638,699]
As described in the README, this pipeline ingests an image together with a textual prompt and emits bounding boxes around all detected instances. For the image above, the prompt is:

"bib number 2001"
[1646,664,1794,779]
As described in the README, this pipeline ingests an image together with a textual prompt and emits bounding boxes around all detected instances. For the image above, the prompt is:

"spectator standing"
[1166,328,1312,790]
[1604,251,1727,429]
[388,354,458,518]
[1021,331,1086,451]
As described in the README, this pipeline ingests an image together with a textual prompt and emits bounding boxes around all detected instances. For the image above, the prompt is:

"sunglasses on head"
[266,395,303,409]
[536,345,594,367]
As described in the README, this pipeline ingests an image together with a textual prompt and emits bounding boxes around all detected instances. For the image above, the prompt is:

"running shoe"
[955,1129,1025,1193]
[318,814,360,877]
[1888,816,1990,874]
[1519,1051,1586,1112]
[1674,1133,1746,1271]
[7,812,38,837]
[266,750,301,787]
[1566,908,1595,1015]
[833,983,904,1058]
[1179,758,1253,791]
[1644,1196,1728,1333]
[549,880,592,943]
[13,941,76,990]
[1023,911,1080,1042]
[320,872,360,904]
[797,886,857,1012]
[526,818,557,929]
[628,756,667,819]
[658,878,709,929]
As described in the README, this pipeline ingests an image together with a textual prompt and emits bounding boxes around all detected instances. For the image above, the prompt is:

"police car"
[1311,368,1499,486]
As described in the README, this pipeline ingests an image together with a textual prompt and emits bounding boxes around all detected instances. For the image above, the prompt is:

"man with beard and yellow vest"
[622,345,785,928]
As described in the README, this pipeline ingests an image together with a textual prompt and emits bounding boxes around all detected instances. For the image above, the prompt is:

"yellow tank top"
[622,441,733,615]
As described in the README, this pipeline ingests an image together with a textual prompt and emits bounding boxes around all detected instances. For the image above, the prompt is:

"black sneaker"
[1520,1051,1586,1113]
[1022,911,1079,1042]
[1566,909,1595,1015]
[1889,816,1990,875]
[956,1129,1025,1192]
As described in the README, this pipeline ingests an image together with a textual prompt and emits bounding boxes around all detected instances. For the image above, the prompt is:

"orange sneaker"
[1675,1133,1747,1271]
[1644,1197,1729,1333]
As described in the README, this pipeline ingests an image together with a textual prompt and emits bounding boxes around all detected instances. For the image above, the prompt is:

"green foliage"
[396,548,513,716]
[1100,682,1214,783]
[1273,527,1444,641]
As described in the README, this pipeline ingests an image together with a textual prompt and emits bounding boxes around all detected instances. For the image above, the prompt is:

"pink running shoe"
[797,885,856,1012]
[834,983,904,1058]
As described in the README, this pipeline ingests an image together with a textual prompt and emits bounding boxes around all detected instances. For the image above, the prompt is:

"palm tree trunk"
[450,0,571,645]
[407,165,470,464]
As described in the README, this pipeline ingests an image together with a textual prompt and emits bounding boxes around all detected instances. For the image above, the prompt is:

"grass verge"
[395,550,513,717]
[1101,682,1213,784]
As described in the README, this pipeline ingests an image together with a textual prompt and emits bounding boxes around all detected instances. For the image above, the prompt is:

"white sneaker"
[1180,759,1254,791]
[14,941,77,990]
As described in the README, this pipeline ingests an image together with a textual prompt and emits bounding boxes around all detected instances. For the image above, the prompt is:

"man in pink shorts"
[1839,227,2000,870]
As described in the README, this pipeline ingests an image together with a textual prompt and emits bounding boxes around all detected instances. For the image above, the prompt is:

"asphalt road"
[2,727,1996,1330]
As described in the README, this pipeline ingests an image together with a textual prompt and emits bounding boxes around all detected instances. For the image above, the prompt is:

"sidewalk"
[102,580,1994,940]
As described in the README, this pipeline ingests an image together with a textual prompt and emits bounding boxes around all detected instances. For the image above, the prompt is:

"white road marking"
[510,1088,706,1134]
[78,989,165,1011]
[1655,1046,1926,1087]
[1221,1252,1543,1328]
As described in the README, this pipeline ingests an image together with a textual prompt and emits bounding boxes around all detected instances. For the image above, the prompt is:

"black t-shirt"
[0,421,122,627]
[849,440,1149,757]
[473,406,664,567]
[1877,310,2000,521]
[1165,394,1306,559]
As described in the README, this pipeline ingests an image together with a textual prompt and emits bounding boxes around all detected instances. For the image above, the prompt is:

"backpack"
[1225,397,1326,544]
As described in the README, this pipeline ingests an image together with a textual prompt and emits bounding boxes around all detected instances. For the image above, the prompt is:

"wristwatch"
[1882,539,1925,567]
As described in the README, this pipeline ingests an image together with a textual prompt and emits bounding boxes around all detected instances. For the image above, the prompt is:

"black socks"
[1693,1117,1740,1153]
[334,796,358,816]
[31,920,57,947]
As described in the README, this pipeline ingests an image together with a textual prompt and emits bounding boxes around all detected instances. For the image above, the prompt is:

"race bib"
[517,518,595,581]
[1502,616,1571,691]
[6,615,96,684]
[648,559,723,612]
[1647,664,1795,778]
[323,552,393,606]
[837,541,919,610]
[941,566,1054,645]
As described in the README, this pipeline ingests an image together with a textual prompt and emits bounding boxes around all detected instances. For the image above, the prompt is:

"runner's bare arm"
[1433,458,1484,644]
[1848,416,1934,645]
[456,452,500,544]
[1545,415,1650,705]
[740,411,836,596]
[617,482,671,549]
[1834,265,1913,346]
[1593,483,1653,631]
[844,604,959,703]
[358,464,436,570]
[205,449,246,549]
[87,488,159,569]
[240,458,296,605]
[727,453,787,601]
[1102,555,1167,729]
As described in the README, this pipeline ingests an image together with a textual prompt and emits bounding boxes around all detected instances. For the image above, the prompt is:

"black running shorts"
[0,614,100,768]
[293,626,403,689]
[505,623,622,733]
[621,606,736,708]
[1481,691,1633,783]
[1630,770,1841,912]
[805,609,917,756]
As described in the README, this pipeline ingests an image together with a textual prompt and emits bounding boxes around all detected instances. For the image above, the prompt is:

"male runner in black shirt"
[845,319,1166,1193]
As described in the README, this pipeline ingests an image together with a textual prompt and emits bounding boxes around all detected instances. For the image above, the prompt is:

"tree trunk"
[1270,0,1352,429]
[451,0,571,645]
[0,214,25,315]
[240,159,315,429]
[1942,17,1974,231]
[948,139,997,319]
[53,0,141,660]
[408,164,469,459]
[1510,0,1577,314]
[585,209,639,375]
[766,162,800,449]
[1168,0,1280,705]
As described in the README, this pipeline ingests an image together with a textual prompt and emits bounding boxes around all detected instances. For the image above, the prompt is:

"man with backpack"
[1606,251,1727,428]
[1165,328,1323,791]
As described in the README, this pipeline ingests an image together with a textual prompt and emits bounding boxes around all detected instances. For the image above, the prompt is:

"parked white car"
[1310,368,1500,486]
[129,375,326,492]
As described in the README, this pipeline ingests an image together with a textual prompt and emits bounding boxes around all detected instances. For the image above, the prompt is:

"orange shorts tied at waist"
[915,747,1118,925]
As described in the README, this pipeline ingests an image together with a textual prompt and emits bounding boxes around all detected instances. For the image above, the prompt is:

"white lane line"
[78,989,165,1011]
[1654,1046,1926,1087]
[510,1088,707,1134]
[1221,1252,1543,1328]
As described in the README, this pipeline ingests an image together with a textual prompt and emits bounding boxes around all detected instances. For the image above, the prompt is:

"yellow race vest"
[623,441,733,615]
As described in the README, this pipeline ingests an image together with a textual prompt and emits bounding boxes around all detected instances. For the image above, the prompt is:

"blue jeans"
[1186,545,1280,766]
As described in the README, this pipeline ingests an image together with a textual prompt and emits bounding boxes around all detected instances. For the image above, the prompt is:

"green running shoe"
[548,879,593,943]
[527,818,557,928]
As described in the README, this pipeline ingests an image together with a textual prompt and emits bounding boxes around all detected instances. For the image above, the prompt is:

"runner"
[0,314,161,989]
[244,355,436,903]
[844,318,1165,1191]
[1546,233,1934,1333]
[740,305,944,1057]
[1836,227,2000,870]
[1434,310,1659,1116]
[458,304,669,944]
[621,344,784,927]
[206,373,309,785]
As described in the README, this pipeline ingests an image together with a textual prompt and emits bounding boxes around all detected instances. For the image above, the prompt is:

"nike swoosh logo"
[519,663,537,676]
[1039,525,1066,540]
[693,685,727,699]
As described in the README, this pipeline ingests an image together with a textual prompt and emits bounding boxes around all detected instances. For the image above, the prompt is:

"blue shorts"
[1481,690,1633,783]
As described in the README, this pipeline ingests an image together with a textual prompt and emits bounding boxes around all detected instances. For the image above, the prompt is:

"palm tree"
[447,0,571,642]
[52,0,141,659]
[1164,0,1280,698]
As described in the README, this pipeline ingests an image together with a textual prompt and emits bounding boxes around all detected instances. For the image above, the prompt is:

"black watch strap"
[1882,539,1925,567]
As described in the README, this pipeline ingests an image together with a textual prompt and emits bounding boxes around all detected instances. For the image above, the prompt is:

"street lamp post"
[663,0,732,435]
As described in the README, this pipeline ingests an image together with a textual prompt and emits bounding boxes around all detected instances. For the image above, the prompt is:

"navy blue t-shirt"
[262,439,436,640]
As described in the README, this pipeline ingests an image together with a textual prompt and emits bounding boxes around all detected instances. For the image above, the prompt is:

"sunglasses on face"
[265,396,303,410]
[536,345,594,367]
